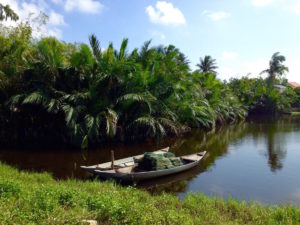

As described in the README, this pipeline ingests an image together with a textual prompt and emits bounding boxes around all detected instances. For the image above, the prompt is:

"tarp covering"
[136,152,183,171]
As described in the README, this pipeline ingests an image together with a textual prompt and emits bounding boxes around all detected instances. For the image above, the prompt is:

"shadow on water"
[1,115,300,205]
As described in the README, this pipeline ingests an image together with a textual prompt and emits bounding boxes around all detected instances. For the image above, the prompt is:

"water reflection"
[140,122,249,193]
[266,127,286,172]
[1,116,300,205]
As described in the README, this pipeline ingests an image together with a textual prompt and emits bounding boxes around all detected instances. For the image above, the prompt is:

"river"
[1,116,300,206]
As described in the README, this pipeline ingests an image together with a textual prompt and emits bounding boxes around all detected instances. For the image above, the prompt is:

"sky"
[1,0,300,82]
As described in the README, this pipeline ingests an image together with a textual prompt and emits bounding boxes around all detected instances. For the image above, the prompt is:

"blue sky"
[2,0,300,82]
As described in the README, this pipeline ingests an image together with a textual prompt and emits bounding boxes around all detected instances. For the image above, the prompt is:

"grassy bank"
[0,162,299,225]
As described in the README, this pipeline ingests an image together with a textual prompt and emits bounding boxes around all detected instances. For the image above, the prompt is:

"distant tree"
[260,52,289,87]
[0,4,19,22]
[196,55,218,74]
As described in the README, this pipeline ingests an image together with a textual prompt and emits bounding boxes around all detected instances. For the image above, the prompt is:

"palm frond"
[102,108,118,137]
[6,94,25,111]
[129,116,156,136]
[22,91,49,106]
[89,34,102,58]
[85,114,100,138]
[156,122,166,137]
[62,104,86,127]
[62,92,90,105]
[119,38,128,60]
[47,99,60,113]
[117,92,156,113]
[158,117,179,135]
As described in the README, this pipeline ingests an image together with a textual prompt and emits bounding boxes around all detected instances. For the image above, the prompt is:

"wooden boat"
[81,147,206,181]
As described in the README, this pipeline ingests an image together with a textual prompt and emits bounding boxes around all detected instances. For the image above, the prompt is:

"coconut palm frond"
[63,92,90,105]
[85,114,100,138]
[0,4,19,21]
[6,94,25,111]
[156,122,166,137]
[158,117,179,135]
[22,91,49,106]
[102,108,118,137]
[260,52,289,86]
[117,92,156,113]
[119,38,128,60]
[129,116,156,136]
[89,34,102,59]
[47,99,60,114]
[197,55,218,74]
[62,104,86,128]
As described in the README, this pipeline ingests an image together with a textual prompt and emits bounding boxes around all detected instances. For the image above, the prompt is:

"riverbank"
[0,162,299,225]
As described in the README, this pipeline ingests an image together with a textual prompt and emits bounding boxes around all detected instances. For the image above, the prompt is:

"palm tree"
[0,30,247,148]
[260,52,289,87]
[0,4,19,21]
[196,56,218,74]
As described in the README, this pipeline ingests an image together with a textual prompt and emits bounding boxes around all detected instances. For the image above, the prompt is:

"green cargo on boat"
[137,152,183,171]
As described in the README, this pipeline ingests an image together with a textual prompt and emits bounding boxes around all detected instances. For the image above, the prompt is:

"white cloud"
[242,58,269,77]
[252,0,273,7]
[146,1,186,26]
[64,0,103,14]
[222,51,239,61]
[219,55,300,83]
[47,27,63,38]
[49,11,66,26]
[150,30,166,40]
[218,58,269,81]
[51,0,104,14]
[203,10,231,21]
[0,0,65,39]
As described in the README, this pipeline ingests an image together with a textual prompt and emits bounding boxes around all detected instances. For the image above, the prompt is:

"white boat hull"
[81,148,206,181]
[93,158,202,181]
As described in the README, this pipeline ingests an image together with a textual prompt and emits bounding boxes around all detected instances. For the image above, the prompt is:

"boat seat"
[181,155,199,162]
[124,161,134,167]
[197,151,206,156]
[116,166,135,174]
[95,166,112,170]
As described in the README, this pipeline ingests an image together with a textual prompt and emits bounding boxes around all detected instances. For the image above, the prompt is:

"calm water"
[1,116,300,206]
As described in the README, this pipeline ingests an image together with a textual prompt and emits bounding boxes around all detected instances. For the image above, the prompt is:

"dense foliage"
[229,52,300,114]
[0,23,246,148]
[229,77,297,114]
[1,162,299,225]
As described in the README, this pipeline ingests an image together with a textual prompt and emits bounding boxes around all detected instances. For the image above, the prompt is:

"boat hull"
[81,149,206,181]
[81,147,169,173]
[93,159,201,181]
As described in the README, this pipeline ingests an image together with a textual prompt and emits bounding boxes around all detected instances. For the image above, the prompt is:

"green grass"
[291,112,300,116]
[0,162,299,225]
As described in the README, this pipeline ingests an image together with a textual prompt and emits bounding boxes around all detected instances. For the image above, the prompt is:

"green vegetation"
[290,112,300,116]
[1,162,299,225]
[196,55,218,75]
[0,4,19,22]
[260,52,289,87]
[293,87,300,108]
[0,22,246,148]
[229,52,300,114]
[229,76,296,114]
[1,11,300,149]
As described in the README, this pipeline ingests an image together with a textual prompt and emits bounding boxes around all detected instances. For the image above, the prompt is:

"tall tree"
[0,4,19,22]
[260,52,289,87]
[196,55,218,74]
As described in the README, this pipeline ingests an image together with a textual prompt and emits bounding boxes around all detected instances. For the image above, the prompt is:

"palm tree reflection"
[265,121,287,172]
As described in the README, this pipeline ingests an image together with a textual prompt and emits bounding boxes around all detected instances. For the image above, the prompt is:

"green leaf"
[81,135,88,149]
